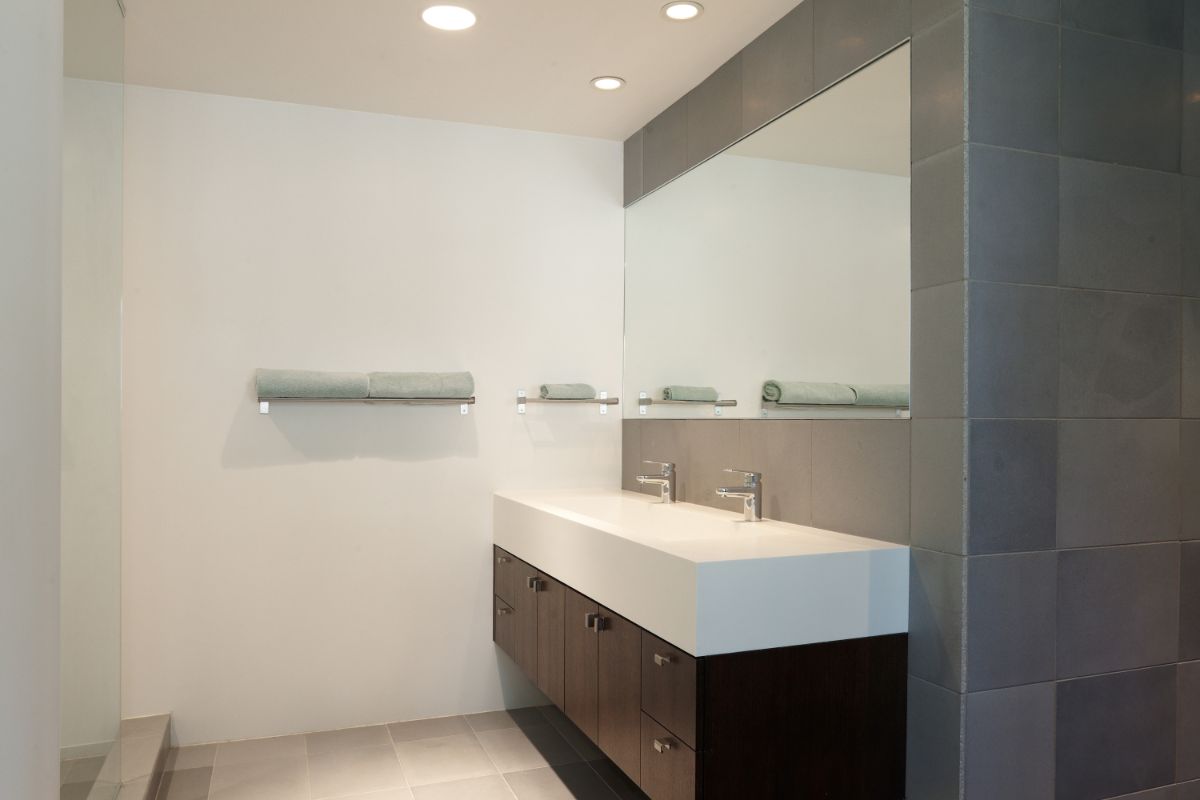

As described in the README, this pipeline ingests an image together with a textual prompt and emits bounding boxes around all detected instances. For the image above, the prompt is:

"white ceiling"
[122,0,802,141]
[729,45,910,176]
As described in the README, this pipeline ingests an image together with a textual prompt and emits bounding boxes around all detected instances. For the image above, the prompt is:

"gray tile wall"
[621,1,1198,798]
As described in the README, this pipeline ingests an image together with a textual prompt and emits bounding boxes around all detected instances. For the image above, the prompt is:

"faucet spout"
[715,468,763,522]
[636,460,676,504]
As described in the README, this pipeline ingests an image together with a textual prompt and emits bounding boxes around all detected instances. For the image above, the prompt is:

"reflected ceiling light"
[662,2,704,20]
[422,5,477,30]
[591,76,626,91]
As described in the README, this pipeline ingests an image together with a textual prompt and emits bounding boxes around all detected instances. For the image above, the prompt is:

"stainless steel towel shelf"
[517,390,617,415]
[258,396,476,415]
[760,401,909,418]
[638,392,737,416]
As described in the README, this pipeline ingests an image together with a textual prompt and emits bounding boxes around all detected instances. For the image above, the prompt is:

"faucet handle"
[642,460,675,475]
[723,468,761,486]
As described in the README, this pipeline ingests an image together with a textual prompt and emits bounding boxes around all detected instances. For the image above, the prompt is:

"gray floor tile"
[466,708,548,733]
[308,745,406,800]
[411,775,515,800]
[477,725,582,774]
[389,716,473,744]
[208,756,309,800]
[166,745,215,772]
[307,725,392,755]
[215,735,307,767]
[586,761,644,800]
[504,764,619,800]
[394,734,497,787]
[157,767,212,800]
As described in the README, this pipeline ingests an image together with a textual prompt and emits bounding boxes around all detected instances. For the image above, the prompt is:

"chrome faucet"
[716,468,762,521]
[636,460,676,504]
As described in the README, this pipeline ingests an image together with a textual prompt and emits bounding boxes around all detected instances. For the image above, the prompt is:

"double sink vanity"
[491,472,910,799]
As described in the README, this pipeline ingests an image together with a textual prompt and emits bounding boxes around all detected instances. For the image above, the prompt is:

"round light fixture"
[422,5,477,30]
[662,1,704,21]
[591,76,626,91]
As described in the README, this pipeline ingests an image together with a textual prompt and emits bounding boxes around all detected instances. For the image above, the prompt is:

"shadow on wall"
[220,381,481,467]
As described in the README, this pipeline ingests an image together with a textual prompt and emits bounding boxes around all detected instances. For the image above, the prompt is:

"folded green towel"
[539,383,596,400]
[762,380,856,405]
[256,369,369,399]
[850,384,910,407]
[662,385,718,402]
[368,372,475,399]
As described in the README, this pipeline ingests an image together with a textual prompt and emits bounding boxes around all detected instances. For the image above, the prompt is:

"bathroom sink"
[493,489,909,656]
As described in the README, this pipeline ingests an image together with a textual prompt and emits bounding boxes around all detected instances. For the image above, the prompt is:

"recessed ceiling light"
[422,5,477,31]
[662,2,704,21]
[591,76,626,91]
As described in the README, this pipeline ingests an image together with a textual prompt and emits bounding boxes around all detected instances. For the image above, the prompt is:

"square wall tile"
[736,420,812,526]
[968,282,1059,418]
[971,0,1058,22]
[1182,660,1200,781]
[642,98,688,194]
[1058,420,1181,548]
[1061,28,1182,172]
[682,420,741,511]
[1185,178,1200,297]
[912,0,959,32]
[906,677,964,800]
[968,420,1057,554]
[1186,422,1200,540]
[1061,0,1184,48]
[1186,300,1200,417]
[911,419,967,555]
[1183,542,1200,660]
[813,0,910,90]
[686,55,742,168]
[966,552,1056,690]
[1057,666,1178,800]
[742,2,815,133]
[1189,0,1200,53]
[912,11,966,161]
[1187,54,1200,176]
[968,10,1059,153]
[811,420,910,543]
[963,683,1055,800]
[968,145,1058,285]
[1059,290,1181,419]
[912,146,966,290]
[1059,159,1182,295]
[621,421,642,493]
[1058,544,1181,679]
[639,419,690,496]
[912,281,966,418]
[909,548,966,691]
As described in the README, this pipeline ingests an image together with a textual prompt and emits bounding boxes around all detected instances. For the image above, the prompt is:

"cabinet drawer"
[493,596,516,663]
[641,631,697,749]
[493,546,519,608]
[640,713,696,800]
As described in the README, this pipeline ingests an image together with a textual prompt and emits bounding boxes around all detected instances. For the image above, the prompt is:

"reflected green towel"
[663,385,718,402]
[368,371,475,399]
[762,380,856,405]
[255,369,369,399]
[850,384,910,407]
[539,383,596,400]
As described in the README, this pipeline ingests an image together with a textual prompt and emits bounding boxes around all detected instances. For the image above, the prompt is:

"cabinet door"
[493,547,519,608]
[536,573,566,709]
[641,631,697,749]
[597,606,642,784]
[493,596,516,663]
[564,588,599,741]
[514,559,539,683]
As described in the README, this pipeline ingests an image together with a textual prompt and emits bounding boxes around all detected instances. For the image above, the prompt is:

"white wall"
[624,154,910,418]
[0,0,63,794]
[61,77,124,755]
[121,86,624,745]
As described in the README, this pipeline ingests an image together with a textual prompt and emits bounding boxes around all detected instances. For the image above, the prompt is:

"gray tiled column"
[957,3,1198,799]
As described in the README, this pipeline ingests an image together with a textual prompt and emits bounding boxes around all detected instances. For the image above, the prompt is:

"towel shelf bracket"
[258,397,475,415]
[638,392,737,416]
[517,390,618,415]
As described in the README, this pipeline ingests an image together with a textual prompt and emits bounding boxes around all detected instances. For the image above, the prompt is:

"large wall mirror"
[624,45,910,419]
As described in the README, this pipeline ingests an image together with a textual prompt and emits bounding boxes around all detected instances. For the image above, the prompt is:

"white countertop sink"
[493,489,909,657]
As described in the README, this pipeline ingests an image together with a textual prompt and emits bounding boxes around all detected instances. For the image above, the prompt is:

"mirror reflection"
[624,45,911,419]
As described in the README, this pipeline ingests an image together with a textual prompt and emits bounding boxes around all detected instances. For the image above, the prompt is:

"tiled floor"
[156,706,646,800]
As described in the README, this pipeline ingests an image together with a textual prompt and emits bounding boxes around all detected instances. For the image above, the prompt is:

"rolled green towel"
[762,380,856,405]
[255,369,369,399]
[539,383,596,400]
[368,372,475,399]
[662,385,718,402]
[850,384,910,407]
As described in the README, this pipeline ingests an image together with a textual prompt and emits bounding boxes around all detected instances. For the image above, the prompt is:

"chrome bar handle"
[653,653,675,667]
[723,467,761,487]
[653,738,673,753]
[496,607,511,616]
[585,612,600,630]
[526,576,544,591]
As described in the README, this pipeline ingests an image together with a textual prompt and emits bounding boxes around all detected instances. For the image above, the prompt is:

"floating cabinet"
[492,547,907,799]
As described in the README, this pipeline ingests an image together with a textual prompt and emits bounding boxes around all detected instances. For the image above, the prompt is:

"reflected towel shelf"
[517,390,617,415]
[638,392,737,416]
[760,400,909,418]
[258,396,476,415]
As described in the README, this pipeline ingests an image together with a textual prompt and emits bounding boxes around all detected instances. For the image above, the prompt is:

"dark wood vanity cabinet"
[492,546,907,799]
